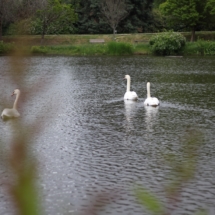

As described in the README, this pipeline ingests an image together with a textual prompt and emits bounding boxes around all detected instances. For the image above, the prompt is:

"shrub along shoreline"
[1,32,215,56]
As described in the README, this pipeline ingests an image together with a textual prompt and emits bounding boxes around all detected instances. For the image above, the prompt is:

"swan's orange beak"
[11,92,15,96]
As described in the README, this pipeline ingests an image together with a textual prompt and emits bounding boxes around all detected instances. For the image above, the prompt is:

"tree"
[35,0,77,43]
[100,0,129,38]
[120,0,155,33]
[206,0,215,15]
[74,0,156,34]
[15,0,41,20]
[159,0,211,41]
[5,0,45,36]
[0,0,16,40]
[153,0,166,8]
[74,0,111,34]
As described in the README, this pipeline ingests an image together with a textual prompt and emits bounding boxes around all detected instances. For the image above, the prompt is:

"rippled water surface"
[0,56,215,215]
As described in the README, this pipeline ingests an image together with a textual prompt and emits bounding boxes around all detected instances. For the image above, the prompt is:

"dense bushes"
[181,39,215,56]
[195,39,215,55]
[29,42,134,55]
[0,41,14,54]
[2,34,215,56]
[149,32,186,55]
[31,46,48,54]
[107,42,134,55]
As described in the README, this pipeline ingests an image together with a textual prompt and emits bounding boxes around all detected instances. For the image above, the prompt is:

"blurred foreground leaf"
[135,186,164,215]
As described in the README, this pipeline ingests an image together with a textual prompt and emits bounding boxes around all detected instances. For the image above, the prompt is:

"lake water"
[0,56,215,215]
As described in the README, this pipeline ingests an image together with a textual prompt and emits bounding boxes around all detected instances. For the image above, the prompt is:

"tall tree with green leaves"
[205,0,215,15]
[159,0,212,41]
[35,0,77,43]
[153,0,166,8]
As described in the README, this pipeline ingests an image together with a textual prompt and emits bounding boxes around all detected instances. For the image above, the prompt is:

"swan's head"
[12,89,20,96]
[124,75,131,80]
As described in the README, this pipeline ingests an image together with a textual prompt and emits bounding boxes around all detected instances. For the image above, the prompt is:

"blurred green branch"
[135,128,205,215]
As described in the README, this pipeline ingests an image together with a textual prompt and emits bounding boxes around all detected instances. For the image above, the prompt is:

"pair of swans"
[124,75,159,107]
[1,89,21,120]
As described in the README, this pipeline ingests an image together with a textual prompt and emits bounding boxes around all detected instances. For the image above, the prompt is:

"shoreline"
[1,33,215,56]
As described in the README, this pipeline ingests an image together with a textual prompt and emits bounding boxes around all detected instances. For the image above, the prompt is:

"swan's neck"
[147,82,151,98]
[13,93,20,110]
[126,77,131,92]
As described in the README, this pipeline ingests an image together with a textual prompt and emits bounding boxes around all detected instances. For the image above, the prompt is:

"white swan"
[144,82,159,107]
[1,89,21,120]
[124,75,138,100]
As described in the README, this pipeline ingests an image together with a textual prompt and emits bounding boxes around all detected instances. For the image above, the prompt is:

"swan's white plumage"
[124,75,138,101]
[144,82,159,107]
[1,89,21,120]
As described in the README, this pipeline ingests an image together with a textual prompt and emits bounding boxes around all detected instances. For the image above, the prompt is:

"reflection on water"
[124,100,138,135]
[0,56,215,215]
[144,105,159,133]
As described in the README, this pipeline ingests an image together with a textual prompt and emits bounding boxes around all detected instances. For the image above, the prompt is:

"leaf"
[134,186,164,215]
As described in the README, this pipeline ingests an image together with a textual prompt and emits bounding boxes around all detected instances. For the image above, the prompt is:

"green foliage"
[107,42,134,55]
[74,44,107,55]
[49,44,107,55]
[75,0,112,34]
[5,19,33,35]
[150,9,166,32]
[164,129,204,197]
[159,0,215,39]
[30,44,107,55]
[194,39,215,55]
[31,46,48,54]
[135,129,204,215]
[35,0,77,38]
[120,0,155,33]
[75,0,155,34]
[133,43,151,54]
[11,160,39,215]
[153,0,166,8]
[206,0,215,15]
[0,41,14,54]
[182,40,215,55]
[182,42,199,55]
[149,32,186,55]
[0,51,43,215]
[135,186,164,215]
[159,0,201,27]
[30,43,134,55]
[3,0,215,36]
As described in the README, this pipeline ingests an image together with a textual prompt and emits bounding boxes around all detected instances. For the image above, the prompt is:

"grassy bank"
[1,32,215,56]
[30,42,150,56]
[2,33,154,45]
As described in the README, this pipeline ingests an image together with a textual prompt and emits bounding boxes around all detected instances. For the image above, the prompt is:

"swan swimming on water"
[144,82,159,107]
[124,75,138,101]
[1,89,21,120]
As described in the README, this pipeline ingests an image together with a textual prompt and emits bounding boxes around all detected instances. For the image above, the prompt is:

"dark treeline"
[1,0,215,40]
[1,0,163,36]
[74,0,160,34]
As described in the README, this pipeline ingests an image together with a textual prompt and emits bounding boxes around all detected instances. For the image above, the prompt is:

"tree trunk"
[41,23,46,45]
[190,28,195,42]
[113,28,115,40]
[0,17,2,41]
[41,33,44,45]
